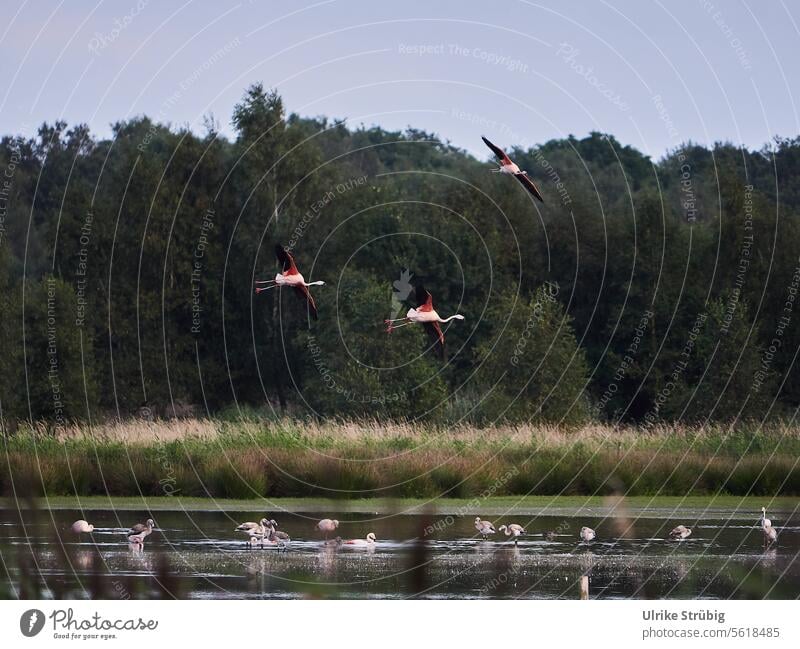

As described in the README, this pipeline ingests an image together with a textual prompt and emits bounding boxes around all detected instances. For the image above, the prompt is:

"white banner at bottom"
[1,600,797,648]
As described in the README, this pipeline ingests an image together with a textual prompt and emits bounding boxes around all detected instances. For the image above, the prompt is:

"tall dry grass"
[3,418,799,499]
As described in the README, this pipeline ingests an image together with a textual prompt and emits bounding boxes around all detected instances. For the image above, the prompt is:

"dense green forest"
[1,83,799,427]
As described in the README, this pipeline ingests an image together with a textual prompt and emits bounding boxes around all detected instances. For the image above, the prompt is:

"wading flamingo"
[498,523,526,545]
[668,525,692,540]
[127,531,148,547]
[236,518,270,545]
[267,520,291,543]
[71,520,94,534]
[764,524,778,545]
[255,244,325,320]
[482,136,544,203]
[761,507,772,529]
[474,517,496,538]
[579,526,596,542]
[128,519,155,538]
[343,532,376,546]
[384,285,465,358]
[316,518,339,540]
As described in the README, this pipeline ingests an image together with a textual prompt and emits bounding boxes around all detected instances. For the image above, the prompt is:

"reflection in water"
[0,507,798,599]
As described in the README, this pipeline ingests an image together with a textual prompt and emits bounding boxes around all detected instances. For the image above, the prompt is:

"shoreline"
[7,495,799,518]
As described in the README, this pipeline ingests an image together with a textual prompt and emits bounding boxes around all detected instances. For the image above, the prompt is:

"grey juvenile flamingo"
[268,520,291,543]
[236,518,269,545]
[474,517,496,538]
[129,518,155,538]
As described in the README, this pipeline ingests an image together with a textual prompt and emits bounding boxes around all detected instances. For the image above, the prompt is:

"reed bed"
[3,418,799,499]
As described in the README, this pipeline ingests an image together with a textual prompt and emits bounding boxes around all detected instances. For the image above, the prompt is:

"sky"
[1,0,798,159]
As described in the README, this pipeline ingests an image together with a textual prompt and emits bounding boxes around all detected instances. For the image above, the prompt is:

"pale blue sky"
[1,0,798,158]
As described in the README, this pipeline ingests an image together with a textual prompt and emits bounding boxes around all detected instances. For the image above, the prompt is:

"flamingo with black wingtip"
[255,244,325,320]
[482,135,544,203]
[384,285,465,358]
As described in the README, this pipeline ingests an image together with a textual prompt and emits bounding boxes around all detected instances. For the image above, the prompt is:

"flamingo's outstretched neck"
[439,314,465,323]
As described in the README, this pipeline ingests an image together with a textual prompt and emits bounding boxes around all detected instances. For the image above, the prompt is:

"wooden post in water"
[579,575,589,600]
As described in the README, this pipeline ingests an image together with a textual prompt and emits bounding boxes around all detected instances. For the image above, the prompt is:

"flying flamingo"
[255,244,325,320]
[482,136,544,203]
[384,285,465,358]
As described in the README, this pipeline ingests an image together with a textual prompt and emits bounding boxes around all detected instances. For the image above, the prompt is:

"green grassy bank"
[10,495,798,518]
[2,419,799,499]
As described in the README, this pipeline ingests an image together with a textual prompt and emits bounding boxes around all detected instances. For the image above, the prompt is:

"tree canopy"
[1,84,798,427]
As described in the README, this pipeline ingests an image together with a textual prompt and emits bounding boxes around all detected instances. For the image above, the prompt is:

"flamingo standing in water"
[763,524,778,545]
[474,517,496,539]
[235,518,270,546]
[128,519,155,539]
[316,518,339,540]
[498,523,526,545]
[343,533,376,546]
[71,520,94,534]
[760,507,778,546]
[127,531,148,548]
[668,525,692,540]
[761,507,772,529]
[255,244,325,320]
[384,285,465,358]
[267,520,291,542]
[481,136,544,203]
[579,526,596,542]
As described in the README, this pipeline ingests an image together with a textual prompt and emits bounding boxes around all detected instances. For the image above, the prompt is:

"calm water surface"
[1,507,798,599]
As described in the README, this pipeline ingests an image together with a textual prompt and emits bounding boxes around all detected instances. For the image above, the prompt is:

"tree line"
[1,83,799,428]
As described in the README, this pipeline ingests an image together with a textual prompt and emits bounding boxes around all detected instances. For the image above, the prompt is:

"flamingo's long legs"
[384,317,408,323]
[387,321,414,330]
[255,279,277,285]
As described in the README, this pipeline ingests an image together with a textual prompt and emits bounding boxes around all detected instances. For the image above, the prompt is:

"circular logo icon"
[20,609,45,637]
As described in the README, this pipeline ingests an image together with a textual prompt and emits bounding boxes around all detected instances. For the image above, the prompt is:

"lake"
[1,503,797,599]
